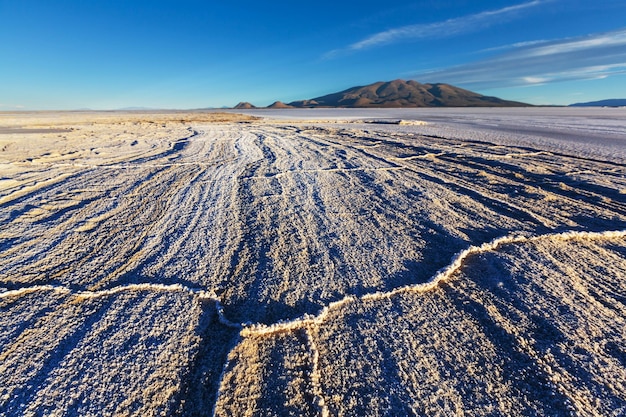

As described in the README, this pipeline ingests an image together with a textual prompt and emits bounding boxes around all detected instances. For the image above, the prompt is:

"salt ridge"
[3,229,624,334]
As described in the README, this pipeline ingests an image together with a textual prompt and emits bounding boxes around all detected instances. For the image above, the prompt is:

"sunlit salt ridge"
[3,228,624,335]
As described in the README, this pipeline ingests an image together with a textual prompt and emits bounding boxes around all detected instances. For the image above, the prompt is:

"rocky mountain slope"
[236,80,529,108]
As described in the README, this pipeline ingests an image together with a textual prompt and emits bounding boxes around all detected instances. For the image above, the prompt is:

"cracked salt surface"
[1,109,625,416]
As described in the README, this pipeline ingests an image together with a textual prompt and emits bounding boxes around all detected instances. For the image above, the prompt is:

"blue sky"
[1,0,625,109]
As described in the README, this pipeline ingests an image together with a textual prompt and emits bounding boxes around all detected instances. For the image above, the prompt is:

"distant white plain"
[233,107,626,162]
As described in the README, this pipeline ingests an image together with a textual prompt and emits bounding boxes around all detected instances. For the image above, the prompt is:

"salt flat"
[1,109,625,416]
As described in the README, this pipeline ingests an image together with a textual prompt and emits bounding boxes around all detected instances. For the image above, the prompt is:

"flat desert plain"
[1,108,625,416]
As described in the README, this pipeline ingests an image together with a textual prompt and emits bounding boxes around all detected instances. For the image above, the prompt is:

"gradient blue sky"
[1,0,625,109]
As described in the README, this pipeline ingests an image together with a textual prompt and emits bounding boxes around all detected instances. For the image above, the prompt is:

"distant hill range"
[234,79,529,109]
[569,99,626,107]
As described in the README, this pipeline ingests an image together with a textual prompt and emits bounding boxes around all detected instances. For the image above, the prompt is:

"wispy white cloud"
[478,39,549,54]
[0,104,25,109]
[325,0,546,58]
[522,30,626,57]
[410,29,626,89]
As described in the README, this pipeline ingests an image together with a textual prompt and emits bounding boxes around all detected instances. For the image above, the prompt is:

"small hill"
[570,99,626,107]
[267,101,294,109]
[289,79,529,108]
[287,99,319,108]
[234,102,257,109]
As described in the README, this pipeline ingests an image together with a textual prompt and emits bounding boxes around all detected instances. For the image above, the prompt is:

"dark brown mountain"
[288,79,529,108]
[267,101,294,109]
[234,102,257,109]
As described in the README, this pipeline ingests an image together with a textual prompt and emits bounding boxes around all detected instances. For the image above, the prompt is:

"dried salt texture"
[1,109,625,416]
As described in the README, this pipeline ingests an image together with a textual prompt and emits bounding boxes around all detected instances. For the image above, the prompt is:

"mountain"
[234,102,257,109]
[570,99,626,107]
[267,101,294,109]
[288,80,529,108]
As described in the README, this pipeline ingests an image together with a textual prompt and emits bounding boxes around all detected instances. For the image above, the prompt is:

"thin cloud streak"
[411,29,626,89]
[325,0,545,58]
[522,31,626,57]
[0,104,25,109]
[479,39,549,54]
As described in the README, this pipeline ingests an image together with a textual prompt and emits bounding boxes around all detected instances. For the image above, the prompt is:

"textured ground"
[1,110,625,416]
